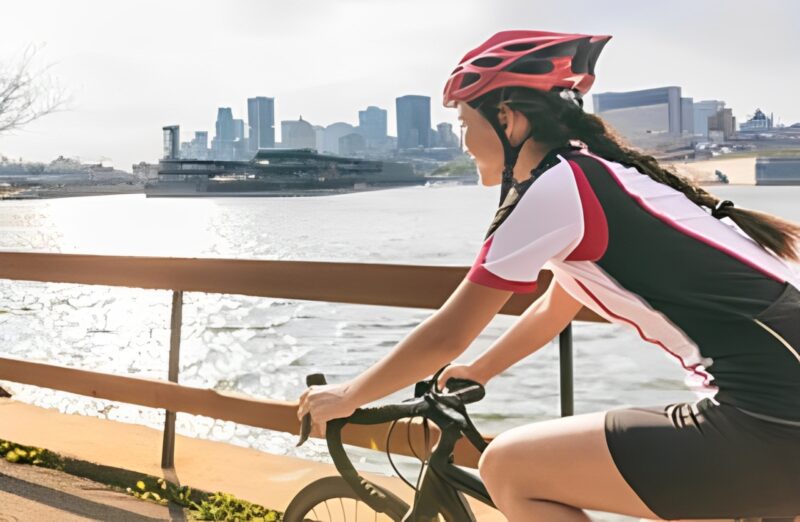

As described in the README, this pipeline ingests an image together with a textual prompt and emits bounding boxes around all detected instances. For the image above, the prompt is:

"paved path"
[0,459,185,522]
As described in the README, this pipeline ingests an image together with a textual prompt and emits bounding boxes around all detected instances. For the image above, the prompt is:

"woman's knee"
[478,430,527,493]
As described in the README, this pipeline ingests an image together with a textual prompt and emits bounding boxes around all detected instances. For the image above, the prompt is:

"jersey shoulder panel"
[467,154,585,292]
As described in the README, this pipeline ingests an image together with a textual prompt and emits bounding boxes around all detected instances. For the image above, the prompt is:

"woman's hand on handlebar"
[297,381,357,438]
[436,363,487,391]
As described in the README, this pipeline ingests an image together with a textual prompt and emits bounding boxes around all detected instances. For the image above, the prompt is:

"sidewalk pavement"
[0,398,506,521]
[0,457,180,521]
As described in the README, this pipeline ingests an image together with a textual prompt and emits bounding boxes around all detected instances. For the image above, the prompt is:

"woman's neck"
[512,139,554,183]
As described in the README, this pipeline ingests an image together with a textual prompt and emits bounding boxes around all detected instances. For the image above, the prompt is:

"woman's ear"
[497,103,513,141]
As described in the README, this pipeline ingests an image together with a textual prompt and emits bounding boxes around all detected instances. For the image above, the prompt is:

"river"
[2,183,799,520]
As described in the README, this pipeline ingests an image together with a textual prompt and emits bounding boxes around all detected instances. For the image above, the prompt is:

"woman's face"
[457,101,529,186]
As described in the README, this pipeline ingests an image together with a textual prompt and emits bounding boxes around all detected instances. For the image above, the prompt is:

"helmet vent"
[571,39,592,74]
[505,58,554,75]
[503,42,537,52]
[471,56,503,68]
[460,72,481,88]
[533,39,583,58]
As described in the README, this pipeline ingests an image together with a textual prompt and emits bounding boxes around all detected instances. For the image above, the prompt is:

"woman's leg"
[478,410,732,522]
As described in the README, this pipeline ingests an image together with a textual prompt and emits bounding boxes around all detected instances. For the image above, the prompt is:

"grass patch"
[0,438,283,520]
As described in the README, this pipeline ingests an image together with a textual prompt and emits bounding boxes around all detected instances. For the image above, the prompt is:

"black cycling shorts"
[604,397,800,520]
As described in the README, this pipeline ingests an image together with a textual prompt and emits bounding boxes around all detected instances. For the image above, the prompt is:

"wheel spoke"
[290,480,407,522]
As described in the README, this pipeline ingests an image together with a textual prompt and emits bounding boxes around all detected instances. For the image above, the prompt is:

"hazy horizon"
[1,0,798,170]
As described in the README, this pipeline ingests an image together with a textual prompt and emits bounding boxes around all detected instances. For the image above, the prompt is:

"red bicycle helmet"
[443,30,612,108]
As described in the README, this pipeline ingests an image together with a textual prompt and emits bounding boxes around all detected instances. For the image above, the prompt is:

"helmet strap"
[486,114,530,206]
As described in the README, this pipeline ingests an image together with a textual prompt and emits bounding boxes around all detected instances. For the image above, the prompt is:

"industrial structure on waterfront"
[756,157,800,185]
[149,126,434,197]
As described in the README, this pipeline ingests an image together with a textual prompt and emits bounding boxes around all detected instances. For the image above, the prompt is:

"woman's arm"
[342,278,515,407]
[469,280,583,385]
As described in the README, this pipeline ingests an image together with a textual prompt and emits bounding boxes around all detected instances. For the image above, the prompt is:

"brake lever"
[296,373,327,447]
[414,363,452,398]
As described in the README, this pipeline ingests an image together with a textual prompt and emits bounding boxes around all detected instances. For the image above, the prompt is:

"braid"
[480,87,800,261]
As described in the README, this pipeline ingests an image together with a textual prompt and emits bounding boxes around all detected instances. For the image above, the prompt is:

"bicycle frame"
[322,374,496,521]
[402,412,494,521]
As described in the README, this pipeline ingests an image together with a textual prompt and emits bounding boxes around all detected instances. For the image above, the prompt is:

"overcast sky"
[1,0,798,170]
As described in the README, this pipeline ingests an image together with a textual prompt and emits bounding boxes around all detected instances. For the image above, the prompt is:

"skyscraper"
[162,125,180,160]
[233,119,245,141]
[215,108,235,142]
[247,96,276,152]
[213,107,236,160]
[358,106,388,143]
[396,95,431,149]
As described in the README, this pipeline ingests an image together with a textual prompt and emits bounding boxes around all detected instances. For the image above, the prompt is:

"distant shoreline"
[0,184,145,200]
[0,155,780,200]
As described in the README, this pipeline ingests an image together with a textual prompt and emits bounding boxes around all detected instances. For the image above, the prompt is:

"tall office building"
[213,107,236,160]
[233,119,245,141]
[396,95,431,149]
[247,96,276,152]
[215,108,235,142]
[358,106,388,143]
[162,125,180,160]
[186,131,209,159]
[194,131,208,151]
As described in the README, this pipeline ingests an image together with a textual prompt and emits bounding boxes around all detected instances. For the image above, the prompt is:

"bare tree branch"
[0,42,73,135]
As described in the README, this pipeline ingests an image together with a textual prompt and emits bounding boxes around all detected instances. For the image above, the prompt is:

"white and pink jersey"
[467,145,800,423]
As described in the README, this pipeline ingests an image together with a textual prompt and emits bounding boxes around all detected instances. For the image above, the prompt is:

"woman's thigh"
[478,409,665,520]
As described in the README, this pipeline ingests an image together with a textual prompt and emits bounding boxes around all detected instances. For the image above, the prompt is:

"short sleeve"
[466,158,585,293]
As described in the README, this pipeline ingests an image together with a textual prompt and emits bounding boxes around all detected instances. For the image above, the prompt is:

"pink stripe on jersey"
[566,159,608,261]
[581,151,788,284]
[573,277,715,387]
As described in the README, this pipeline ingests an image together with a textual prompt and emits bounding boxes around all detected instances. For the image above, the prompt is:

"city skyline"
[1,0,798,169]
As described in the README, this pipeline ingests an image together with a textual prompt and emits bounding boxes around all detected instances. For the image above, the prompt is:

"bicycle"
[285,367,798,522]
[285,365,492,521]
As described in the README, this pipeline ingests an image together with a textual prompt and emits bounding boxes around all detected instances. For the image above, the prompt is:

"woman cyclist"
[297,30,800,521]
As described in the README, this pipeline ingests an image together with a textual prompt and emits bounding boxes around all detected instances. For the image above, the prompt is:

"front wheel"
[283,476,411,522]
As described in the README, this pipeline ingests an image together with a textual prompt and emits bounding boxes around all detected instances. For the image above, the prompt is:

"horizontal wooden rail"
[0,251,601,469]
[0,356,483,467]
[0,251,605,321]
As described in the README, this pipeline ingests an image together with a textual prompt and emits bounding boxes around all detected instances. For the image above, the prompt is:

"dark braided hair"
[473,87,800,262]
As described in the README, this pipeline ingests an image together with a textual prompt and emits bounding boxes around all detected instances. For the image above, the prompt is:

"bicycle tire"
[283,475,411,522]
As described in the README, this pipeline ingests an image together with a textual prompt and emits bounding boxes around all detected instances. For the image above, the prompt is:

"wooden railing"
[0,252,605,468]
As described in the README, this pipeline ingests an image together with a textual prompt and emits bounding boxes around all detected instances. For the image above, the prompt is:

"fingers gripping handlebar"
[295,368,488,514]
[296,373,327,447]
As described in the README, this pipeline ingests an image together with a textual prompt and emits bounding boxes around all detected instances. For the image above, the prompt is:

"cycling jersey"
[467,145,800,423]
